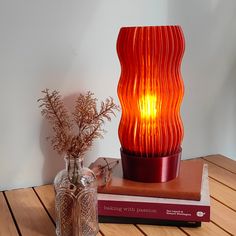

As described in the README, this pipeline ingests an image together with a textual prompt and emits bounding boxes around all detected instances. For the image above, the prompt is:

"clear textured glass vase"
[54,156,99,236]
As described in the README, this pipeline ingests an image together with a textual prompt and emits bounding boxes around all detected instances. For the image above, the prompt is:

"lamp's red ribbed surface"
[117,26,185,158]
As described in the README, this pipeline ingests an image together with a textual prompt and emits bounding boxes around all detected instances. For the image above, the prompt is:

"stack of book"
[91,158,210,227]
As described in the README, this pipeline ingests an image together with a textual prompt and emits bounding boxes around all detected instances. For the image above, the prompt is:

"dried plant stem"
[38,89,120,166]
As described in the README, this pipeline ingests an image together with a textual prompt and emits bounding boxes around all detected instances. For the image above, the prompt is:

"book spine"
[98,200,210,222]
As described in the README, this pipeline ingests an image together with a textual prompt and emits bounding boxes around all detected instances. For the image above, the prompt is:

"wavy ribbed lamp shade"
[117,26,185,182]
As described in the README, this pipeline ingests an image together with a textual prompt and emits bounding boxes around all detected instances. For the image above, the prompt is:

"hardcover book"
[98,164,210,224]
[93,158,204,200]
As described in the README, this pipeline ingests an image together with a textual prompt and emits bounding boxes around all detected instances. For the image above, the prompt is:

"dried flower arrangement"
[38,89,119,235]
[38,89,119,160]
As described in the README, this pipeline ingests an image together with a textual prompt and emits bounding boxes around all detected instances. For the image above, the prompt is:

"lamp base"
[120,149,182,183]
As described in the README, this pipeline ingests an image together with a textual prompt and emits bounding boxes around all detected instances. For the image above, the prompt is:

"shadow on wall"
[166,0,236,158]
[38,1,102,183]
[39,92,99,185]
[208,58,236,158]
[204,2,236,158]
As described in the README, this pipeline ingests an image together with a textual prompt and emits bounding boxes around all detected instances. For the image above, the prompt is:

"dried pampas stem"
[38,89,119,160]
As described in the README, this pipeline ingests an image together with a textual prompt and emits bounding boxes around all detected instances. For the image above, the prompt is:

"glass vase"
[54,156,99,236]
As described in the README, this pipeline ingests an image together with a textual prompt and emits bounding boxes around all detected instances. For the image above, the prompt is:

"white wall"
[0,0,235,190]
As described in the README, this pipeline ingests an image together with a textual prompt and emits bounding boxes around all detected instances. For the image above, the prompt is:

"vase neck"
[65,156,83,183]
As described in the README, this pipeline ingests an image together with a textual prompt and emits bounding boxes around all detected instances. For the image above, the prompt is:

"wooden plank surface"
[99,223,144,236]
[205,156,236,236]
[0,192,19,236]
[34,185,56,221]
[181,222,230,236]
[203,160,236,190]
[1,155,236,236]
[210,198,236,235]
[209,178,236,210]
[5,188,55,236]
[137,225,187,236]
[202,155,236,174]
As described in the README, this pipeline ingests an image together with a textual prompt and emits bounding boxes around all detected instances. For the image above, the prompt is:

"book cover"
[94,158,204,200]
[98,164,210,222]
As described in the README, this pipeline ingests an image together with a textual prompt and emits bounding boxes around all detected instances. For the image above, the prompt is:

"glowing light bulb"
[139,94,158,119]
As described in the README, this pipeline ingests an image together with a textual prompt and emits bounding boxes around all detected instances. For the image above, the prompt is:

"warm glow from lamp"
[139,94,158,119]
[117,25,185,182]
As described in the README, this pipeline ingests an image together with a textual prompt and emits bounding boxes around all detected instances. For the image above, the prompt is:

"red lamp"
[117,26,185,182]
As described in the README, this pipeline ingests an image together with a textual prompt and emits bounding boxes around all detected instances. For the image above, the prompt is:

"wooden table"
[1,155,236,236]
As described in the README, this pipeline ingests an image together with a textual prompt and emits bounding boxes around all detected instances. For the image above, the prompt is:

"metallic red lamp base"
[120,149,182,183]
